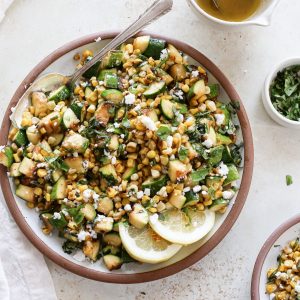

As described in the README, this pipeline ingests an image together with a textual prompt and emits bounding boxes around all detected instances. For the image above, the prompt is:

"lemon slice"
[149,208,215,245]
[119,223,182,264]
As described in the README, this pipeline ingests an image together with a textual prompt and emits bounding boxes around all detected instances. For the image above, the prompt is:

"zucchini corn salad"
[0,36,242,270]
[266,239,300,300]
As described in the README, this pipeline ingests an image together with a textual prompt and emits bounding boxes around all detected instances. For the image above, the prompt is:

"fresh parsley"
[286,175,293,186]
[156,125,172,140]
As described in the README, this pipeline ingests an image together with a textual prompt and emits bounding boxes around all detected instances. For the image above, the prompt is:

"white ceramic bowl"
[187,0,280,26]
[251,215,300,300]
[262,57,300,128]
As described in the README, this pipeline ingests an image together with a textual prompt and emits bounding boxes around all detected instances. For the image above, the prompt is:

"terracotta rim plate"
[0,31,254,283]
[251,214,300,300]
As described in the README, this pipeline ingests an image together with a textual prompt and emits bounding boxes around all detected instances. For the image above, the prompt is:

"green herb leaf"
[121,116,131,128]
[178,146,188,161]
[156,125,172,140]
[286,175,293,186]
[45,156,69,172]
[62,240,80,254]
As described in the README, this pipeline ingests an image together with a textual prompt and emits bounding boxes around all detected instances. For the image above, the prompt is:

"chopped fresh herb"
[62,240,80,254]
[121,116,131,128]
[178,146,188,161]
[270,65,300,121]
[286,175,293,186]
[45,156,69,172]
[156,125,172,140]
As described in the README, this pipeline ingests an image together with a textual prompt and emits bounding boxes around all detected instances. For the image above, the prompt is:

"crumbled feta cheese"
[193,185,202,193]
[170,154,175,160]
[136,191,144,199]
[61,209,69,216]
[98,80,104,85]
[31,117,40,124]
[73,152,78,157]
[166,136,173,147]
[0,145,5,152]
[217,162,229,176]
[94,214,106,223]
[73,250,86,262]
[222,190,234,200]
[10,106,16,113]
[111,156,117,165]
[138,116,157,131]
[54,104,63,112]
[82,160,89,170]
[269,293,276,300]
[134,104,141,111]
[83,189,93,202]
[130,173,139,181]
[160,48,169,60]
[139,71,146,78]
[53,212,61,219]
[171,126,178,132]
[214,114,225,126]
[275,272,289,281]
[157,186,168,197]
[191,70,199,77]
[124,204,132,212]
[124,93,136,105]
[151,169,160,178]
[202,138,213,148]
[77,230,90,242]
[120,134,125,139]
[129,79,135,85]
[295,284,300,293]
[183,187,191,193]
[174,89,184,100]
[202,191,208,195]
[150,213,159,224]
[114,122,120,128]
[106,127,115,132]
[176,113,184,123]
[94,36,102,42]
[37,162,48,168]
[144,188,151,196]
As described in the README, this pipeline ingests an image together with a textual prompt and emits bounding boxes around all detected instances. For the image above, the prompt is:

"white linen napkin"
[0,0,13,23]
[0,194,57,300]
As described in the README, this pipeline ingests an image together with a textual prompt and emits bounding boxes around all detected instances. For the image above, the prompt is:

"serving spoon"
[11,0,173,127]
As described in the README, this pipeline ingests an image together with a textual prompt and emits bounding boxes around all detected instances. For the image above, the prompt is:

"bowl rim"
[0,31,254,283]
[187,0,281,26]
[263,57,300,126]
[251,214,300,300]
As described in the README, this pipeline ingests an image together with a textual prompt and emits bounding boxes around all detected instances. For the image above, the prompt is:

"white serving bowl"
[262,57,300,128]
[187,0,280,26]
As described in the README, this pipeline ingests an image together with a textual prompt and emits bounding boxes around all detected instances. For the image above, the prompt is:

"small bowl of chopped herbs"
[262,58,300,128]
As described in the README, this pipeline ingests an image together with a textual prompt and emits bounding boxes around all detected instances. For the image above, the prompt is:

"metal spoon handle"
[70,0,173,86]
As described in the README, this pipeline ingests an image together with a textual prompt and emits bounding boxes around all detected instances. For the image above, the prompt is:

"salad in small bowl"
[0,32,253,282]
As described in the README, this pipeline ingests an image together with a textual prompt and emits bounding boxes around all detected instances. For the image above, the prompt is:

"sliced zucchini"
[108,135,119,151]
[143,81,166,99]
[187,79,206,100]
[81,203,96,221]
[19,157,36,177]
[50,176,67,200]
[64,157,85,173]
[70,101,85,121]
[95,102,115,125]
[141,175,168,197]
[102,245,121,256]
[155,68,173,85]
[97,197,114,215]
[16,184,35,202]
[216,133,232,146]
[82,60,101,79]
[26,126,41,145]
[48,85,70,103]
[206,176,223,190]
[168,160,188,182]
[167,44,183,64]
[160,99,175,119]
[62,108,79,129]
[209,198,229,212]
[169,189,186,209]
[184,191,199,207]
[14,129,28,147]
[169,64,187,82]
[103,254,122,271]
[129,204,149,229]
[62,133,89,153]
[99,164,118,185]
[104,73,119,89]
[52,169,63,182]
[222,145,233,163]
[176,103,188,114]
[133,36,150,53]
[48,133,64,147]
[122,164,137,180]
[94,217,114,232]
[142,109,158,122]
[101,89,124,104]
[190,167,211,184]
[208,145,224,166]
[49,213,67,229]
[207,126,217,146]
[101,50,124,69]
[0,146,14,167]
[223,164,240,185]
[143,38,166,59]
[83,240,100,261]
[103,232,122,247]
[10,162,21,177]
[98,68,117,81]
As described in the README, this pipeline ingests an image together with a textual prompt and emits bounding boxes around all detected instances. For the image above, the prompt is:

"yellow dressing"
[196,0,261,22]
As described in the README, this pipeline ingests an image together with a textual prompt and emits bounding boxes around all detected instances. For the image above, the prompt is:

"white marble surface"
[1,0,300,299]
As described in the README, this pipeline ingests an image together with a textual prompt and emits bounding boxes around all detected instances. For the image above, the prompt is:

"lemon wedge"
[149,208,215,245]
[119,223,182,264]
